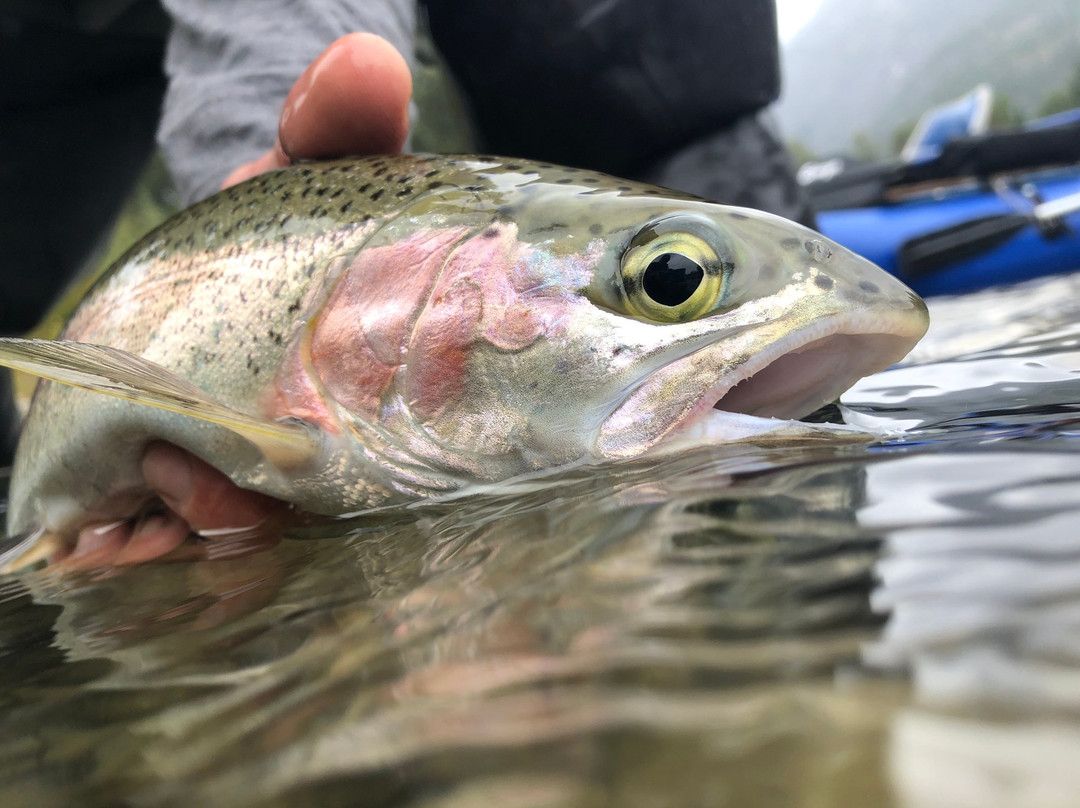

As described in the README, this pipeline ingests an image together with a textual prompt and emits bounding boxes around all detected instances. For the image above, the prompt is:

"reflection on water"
[4,273,1080,806]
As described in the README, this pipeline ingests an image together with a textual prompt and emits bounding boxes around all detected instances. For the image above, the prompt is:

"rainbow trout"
[0,155,927,555]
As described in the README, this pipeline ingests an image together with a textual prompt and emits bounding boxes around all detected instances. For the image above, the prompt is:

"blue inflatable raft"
[800,89,1080,296]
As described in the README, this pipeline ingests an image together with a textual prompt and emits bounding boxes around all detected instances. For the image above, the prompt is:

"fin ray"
[0,338,318,467]
[0,527,62,573]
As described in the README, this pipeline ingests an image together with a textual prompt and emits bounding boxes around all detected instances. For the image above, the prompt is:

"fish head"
[300,159,928,492]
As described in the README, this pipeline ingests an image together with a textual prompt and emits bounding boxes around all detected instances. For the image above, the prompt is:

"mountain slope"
[777,0,1080,156]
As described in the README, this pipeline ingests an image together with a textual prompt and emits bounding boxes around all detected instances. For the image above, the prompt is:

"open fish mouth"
[595,313,924,458]
[707,330,914,421]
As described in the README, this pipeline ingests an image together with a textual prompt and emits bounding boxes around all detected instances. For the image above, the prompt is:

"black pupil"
[641,253,705,307]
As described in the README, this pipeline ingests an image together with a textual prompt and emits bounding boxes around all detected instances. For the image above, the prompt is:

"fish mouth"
[595,312,925,458]
[707,330,913,421]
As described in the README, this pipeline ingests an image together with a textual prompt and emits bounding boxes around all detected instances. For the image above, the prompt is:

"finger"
[61,520,131,570]
[141,442,289,551]
[278,32,412,160]
[112,509,191,565]
[220,144,290,190]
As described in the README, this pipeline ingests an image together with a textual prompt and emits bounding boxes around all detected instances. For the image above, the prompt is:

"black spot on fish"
[589,223,602,235]
[617,185,632,192]
[506,163,523,170]
[481,226,500,239]
[428,181,445,189]
[287,300,302,314]
[583,177,600,184]
[373,167,387,176]
[370,189,384,201]
[315,187,327,196]
[396,189,411,197]
[424,169,440,178]
[760,265,777,279]
[340,201,353,213]
[358,183,371,193]
[556,178,574,184]
[780,237,801,250]
[730,211,749,220]
[859,281,880,293]
[814,275,834,290]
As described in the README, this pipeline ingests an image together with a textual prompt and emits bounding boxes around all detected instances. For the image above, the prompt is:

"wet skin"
[62,33,412,568]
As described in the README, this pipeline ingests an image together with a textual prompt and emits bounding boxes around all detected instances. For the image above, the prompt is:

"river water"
[4,272,1080,807]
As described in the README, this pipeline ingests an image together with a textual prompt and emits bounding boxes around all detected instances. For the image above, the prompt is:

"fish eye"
[620,225,728,322]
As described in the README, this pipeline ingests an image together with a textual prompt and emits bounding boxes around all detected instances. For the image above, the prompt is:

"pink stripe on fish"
[307,226,472,421]
[407,222,548,420]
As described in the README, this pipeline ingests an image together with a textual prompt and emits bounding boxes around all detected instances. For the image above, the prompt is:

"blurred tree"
[891,120,916,155]
[851,131,879,161]
[786,139,817,166]
[990,92,1025,128]
[1038,61,1080,117]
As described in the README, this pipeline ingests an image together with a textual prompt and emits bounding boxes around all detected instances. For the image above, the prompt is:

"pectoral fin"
[0,527,62,573]
[0,338,319,468]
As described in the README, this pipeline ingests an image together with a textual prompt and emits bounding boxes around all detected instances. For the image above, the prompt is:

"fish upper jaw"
[593,300,928,459]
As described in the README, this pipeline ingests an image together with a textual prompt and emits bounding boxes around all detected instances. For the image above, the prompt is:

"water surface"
[5,273,1080,807]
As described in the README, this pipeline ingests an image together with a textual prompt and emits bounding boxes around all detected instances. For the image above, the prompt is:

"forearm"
[158,0,416,204]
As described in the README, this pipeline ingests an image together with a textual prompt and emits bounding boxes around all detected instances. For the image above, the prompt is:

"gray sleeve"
[157,0,416,205]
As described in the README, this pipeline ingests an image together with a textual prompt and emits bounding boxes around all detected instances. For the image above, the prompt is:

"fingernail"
[91,520,127,536]
[133,512,168,538]
[71,522,124,559]
[195,519,266,540]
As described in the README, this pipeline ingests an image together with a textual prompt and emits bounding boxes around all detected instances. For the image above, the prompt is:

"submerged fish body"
[4,155,928,540]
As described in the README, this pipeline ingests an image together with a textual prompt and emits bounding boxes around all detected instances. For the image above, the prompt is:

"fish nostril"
[804,239,833,262]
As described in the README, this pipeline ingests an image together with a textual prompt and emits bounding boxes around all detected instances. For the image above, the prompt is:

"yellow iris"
[621,230,728,323]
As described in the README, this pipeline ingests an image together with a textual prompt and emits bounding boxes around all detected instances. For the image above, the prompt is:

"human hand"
[224,32,412,187]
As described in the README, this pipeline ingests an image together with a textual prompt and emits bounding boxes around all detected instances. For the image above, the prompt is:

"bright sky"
[775,0,824,42]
